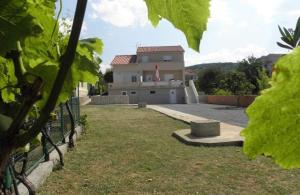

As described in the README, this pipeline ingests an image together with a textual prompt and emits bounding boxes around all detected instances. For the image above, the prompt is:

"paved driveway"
[158,104,248,127]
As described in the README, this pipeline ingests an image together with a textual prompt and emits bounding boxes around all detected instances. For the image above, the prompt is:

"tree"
[103,70,113,84]
[197,68,223,94]
[220,71,255,95]
[90,71,107,95]
[277,17,300,50]
[237,56,270,94]
[197,66,260,96]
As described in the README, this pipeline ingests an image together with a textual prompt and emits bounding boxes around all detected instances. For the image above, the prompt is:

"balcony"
[108,80,184,89]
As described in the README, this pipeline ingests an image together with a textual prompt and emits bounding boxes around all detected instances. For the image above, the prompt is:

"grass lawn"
[39,105,300,194]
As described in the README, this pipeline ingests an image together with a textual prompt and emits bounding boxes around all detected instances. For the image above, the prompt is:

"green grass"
[39,105,300,194]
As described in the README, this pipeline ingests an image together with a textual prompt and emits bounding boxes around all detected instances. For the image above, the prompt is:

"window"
[130,91,136,95]
[121,91,127,95]
[150,90,156,94]
[146,75,153,81]
[141,56,149,63]
[163,55,172,62]
[164,74,174,81]
[131,75,137,83]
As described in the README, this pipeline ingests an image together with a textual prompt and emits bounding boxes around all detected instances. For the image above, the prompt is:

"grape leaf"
[22,0,58,70]
[241,47,300,168]
[144,0,210,51]
[0,114,13,133]
[0,0,48,55]
[15,143,30,154]
[29,38,103,106]
[0,57,18,102]
[61,38,103,102]
[31,133,42,147]
[79,38,103,55]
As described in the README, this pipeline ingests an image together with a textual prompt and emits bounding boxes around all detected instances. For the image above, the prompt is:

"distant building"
[259,54,285,76]
[108,45,186,104]
[185,69,198,81]
[75,82,92,105]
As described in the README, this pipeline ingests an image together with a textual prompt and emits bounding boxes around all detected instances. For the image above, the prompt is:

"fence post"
[41,127,49,161]
[60,104,65,143]
[70,96,75,121]
[77,84,80,121]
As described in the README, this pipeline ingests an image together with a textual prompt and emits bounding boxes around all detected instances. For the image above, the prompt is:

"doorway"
[169,89,177,104]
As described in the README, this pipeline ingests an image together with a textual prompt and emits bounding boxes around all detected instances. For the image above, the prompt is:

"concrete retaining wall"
[91,95,129,105]
[198,95,256,107]
[18,126,83,195]
[109,88,185,104]
[79,96,91,105]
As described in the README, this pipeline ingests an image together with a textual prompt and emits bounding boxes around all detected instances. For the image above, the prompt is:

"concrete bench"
[191,120,220,137]
[138,102,147,108]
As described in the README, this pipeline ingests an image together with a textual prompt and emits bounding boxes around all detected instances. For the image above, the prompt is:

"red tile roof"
[137,45,184,53]
[111,55,137,65]
[185,69,197,76]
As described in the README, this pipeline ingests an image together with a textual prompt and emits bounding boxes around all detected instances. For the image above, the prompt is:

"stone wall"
[91,95,129,105]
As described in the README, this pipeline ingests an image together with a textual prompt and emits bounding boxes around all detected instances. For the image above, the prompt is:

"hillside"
[186,62,239,72]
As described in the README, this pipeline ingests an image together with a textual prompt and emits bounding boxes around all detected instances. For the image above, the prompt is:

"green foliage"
[104,70,113,83]
[0,0,103,161]
[15,143,30,154]
[0,0,51,55]
[219,71,255,95]
[242,47,300,168]
[144,0,210,51]
[237,56,270,94]
[31,133,42,148]
[60,38,103,104]
[197,68,223,94]
[0,57,18,102]
[277,17,300,50]
[78,114,88,128]
[0,114,12,134]
[197,56,269,95]
[212,89,232,96]
[90,71,107,95]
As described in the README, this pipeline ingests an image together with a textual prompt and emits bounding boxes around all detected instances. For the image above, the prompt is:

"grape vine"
[0,0,102,182]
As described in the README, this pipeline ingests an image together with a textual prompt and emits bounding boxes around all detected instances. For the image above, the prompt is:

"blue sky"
[61,0,300,72]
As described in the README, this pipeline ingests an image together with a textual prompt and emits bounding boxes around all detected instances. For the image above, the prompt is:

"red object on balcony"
[155,64,160,82]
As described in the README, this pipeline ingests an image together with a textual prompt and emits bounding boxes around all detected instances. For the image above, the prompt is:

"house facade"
[108,46,186,104]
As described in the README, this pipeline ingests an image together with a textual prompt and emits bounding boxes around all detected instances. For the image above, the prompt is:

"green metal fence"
[15,96,80,175]
[1,97,81,194]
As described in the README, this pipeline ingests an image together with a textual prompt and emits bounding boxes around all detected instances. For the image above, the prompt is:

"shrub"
[213,89,232,95]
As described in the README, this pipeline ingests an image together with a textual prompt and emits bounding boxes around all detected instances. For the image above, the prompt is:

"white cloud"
[185,45,269,66]
[82,22,88,33]
[90,0,148,27]
[209,0,233,25]
[243,0,284,22]
[287,9,300,20]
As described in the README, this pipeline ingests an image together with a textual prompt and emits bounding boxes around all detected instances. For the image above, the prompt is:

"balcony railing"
[108,80,184,89]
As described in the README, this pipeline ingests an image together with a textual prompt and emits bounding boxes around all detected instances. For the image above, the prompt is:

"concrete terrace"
[147,104,244,146]
[157,104,248,127]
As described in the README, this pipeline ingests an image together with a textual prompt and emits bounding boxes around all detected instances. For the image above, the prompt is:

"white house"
[108,45,186,104]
